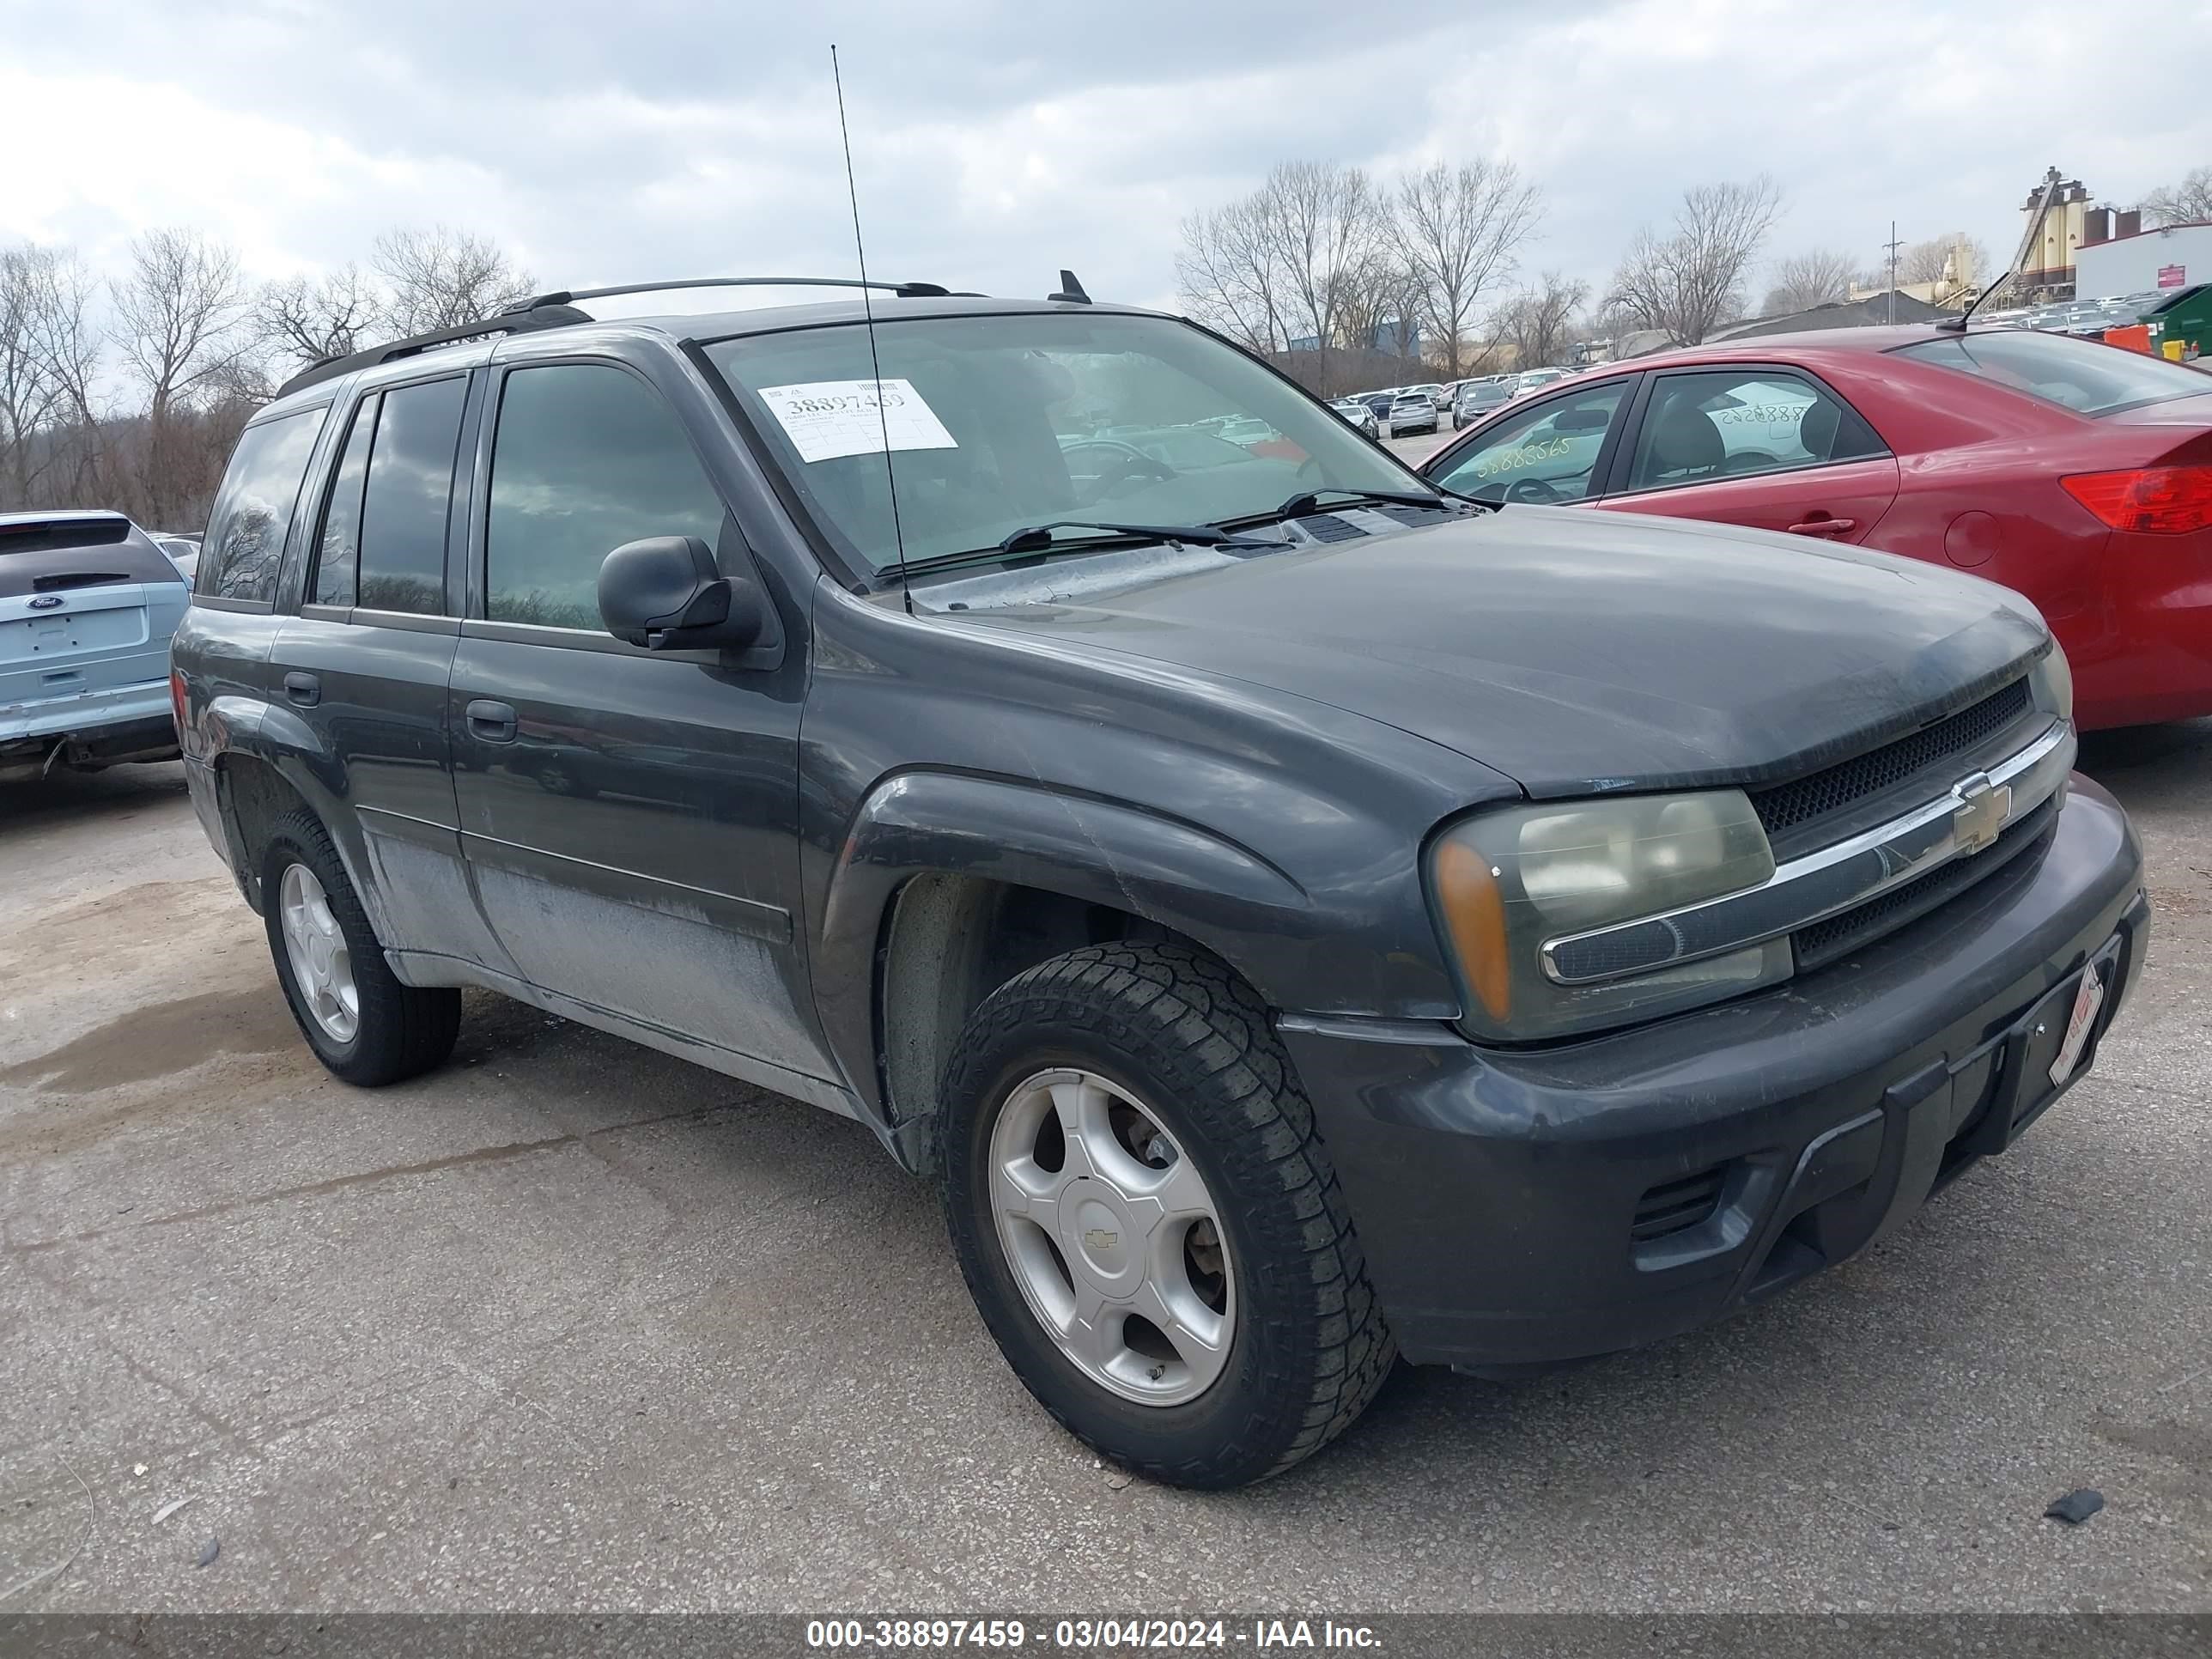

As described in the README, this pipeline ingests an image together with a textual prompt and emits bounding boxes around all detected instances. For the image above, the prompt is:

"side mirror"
[598,535,766,652]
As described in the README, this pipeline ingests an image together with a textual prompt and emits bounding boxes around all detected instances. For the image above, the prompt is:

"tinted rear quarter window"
[202,408,326,603]
[1899,330,2212,416]
[357,376,467,615]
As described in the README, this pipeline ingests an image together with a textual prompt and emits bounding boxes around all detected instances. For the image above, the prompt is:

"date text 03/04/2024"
[803,1619,1383,1650]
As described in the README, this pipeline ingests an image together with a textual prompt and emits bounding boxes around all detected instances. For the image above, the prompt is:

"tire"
[940,943,1395,1487]
[260,810,461,1086]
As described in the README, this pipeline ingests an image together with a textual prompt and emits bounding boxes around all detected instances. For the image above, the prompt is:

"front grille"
[1750,678,2033,841]
[1632,1165,1729,1242]
[1792,792,2060,972]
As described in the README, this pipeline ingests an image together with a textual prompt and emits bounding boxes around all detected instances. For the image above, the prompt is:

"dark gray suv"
[173,276,2148,1487]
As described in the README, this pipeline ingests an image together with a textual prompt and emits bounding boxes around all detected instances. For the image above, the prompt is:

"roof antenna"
[1048,269,1091,305]
[832,45,913,613]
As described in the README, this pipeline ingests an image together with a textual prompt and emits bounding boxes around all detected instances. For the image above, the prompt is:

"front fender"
[814,768,1359,1120]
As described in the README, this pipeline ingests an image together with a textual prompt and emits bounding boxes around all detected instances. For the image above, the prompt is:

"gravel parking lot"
[3,703,2209,1613]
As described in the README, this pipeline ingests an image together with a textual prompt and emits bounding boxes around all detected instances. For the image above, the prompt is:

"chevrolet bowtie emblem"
[1951,772,2011,855]
[1084,1228,1120,1252]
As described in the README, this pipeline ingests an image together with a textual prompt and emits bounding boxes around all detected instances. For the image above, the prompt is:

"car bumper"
[0,681,179,775]
[1281,777,2148,1373]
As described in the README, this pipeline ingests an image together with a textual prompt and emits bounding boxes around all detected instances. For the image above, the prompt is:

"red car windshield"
[1898,330,2212,417]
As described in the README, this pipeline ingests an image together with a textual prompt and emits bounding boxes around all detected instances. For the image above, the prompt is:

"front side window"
[1899,329,2209,416]
[485,363,728,629]
[356,376,466,615]
[1624,369,1886,492]
[1430,380,1629,504]
[702,312,1422,574]
[202,406,326,603]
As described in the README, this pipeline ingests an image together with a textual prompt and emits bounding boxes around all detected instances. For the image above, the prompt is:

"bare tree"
[1488,272,1589,370]
[1896,232,1987,290]
[3,246,77,504]
[110,230,252,524]
[1605,176,1785,346]
[1176,196,1290,355]
[1759,247,1858,316]
[258,264,380,367]
[373,227,534,336]
[2142,166,2212,228]
[1390,161,1542,380]
[1254,162,1393,383]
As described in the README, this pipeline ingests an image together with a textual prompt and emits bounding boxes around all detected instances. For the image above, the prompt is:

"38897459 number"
[805,1620,1030,1648]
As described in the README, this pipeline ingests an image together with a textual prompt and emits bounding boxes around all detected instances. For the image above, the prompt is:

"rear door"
[1597,366,1900,544]
[272,370,505,969]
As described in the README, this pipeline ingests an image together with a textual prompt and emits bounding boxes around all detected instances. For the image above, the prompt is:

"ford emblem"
[28,595,64,610]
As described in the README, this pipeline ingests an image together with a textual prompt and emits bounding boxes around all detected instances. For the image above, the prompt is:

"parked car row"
[1334,368,1587,440]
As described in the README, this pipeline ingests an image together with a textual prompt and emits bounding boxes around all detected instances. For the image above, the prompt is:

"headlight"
[2028,641,2074,725]
[1428,790,1788,1042]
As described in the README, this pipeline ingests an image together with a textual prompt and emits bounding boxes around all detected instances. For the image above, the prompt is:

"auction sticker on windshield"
[758,379,958,464]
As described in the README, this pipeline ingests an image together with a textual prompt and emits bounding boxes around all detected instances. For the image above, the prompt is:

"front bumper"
[1283,778,2148,1372]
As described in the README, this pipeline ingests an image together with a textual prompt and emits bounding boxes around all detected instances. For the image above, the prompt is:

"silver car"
[1330,398,1380,436]
[1387,391,1438,436]
[1451,378,1514,428]
[2,511,188,783]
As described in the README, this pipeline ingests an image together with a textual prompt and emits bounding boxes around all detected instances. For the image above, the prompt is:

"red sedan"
[1419,326,2212,729]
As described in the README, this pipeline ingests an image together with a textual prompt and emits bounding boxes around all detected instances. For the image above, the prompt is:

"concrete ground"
[3,710,2209,1613]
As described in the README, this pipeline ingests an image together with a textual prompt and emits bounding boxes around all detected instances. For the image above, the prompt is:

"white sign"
[757,379,957,464]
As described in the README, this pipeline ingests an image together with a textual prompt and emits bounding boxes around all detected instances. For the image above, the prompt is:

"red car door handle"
[1787,516,1856,537]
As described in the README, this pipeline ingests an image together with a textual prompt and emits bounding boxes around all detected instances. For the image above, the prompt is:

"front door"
[447,358,830,1080]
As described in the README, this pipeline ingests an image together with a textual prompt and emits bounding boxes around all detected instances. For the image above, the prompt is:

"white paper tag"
[2048,967,2106,1086]
[757,379,957,464]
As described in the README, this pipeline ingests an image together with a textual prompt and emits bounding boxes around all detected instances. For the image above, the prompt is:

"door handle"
[283,671,320,707]
[465,698,519,743]
[1786,516,1856,537]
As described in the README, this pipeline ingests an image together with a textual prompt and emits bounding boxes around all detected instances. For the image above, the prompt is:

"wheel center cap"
[1063,1181,1138,1284]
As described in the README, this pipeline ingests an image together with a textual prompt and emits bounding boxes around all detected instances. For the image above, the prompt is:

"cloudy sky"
[4,0,2208,318]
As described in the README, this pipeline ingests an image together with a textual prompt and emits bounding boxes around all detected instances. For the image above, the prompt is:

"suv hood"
[947,507,2049,797]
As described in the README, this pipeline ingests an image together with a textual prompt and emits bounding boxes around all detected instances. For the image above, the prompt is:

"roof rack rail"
[275,303,592,399]
[511,276,953,310]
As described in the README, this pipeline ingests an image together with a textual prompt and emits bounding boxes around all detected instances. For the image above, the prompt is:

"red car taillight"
[170,668,186,734]
[2060,466,2212,534]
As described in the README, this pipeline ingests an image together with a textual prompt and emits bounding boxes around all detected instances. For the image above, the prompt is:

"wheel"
[940,943,1395,1487]
[261,810,461,1085]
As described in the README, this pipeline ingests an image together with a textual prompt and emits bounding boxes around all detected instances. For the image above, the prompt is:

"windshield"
[1898,329,2211,416]
[701,313,1424,574]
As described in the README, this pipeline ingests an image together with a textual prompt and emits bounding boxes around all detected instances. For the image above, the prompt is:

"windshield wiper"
[896,519,1283,580]
[1270,486,1453,519]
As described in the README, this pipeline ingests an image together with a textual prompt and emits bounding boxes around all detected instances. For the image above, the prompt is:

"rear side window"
[202,407,326,604]
[1625,369,1886,492]
[484,363,726,630]
[310,392,380,607]
[1899,330,2212,416]
[356,376,467,615]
